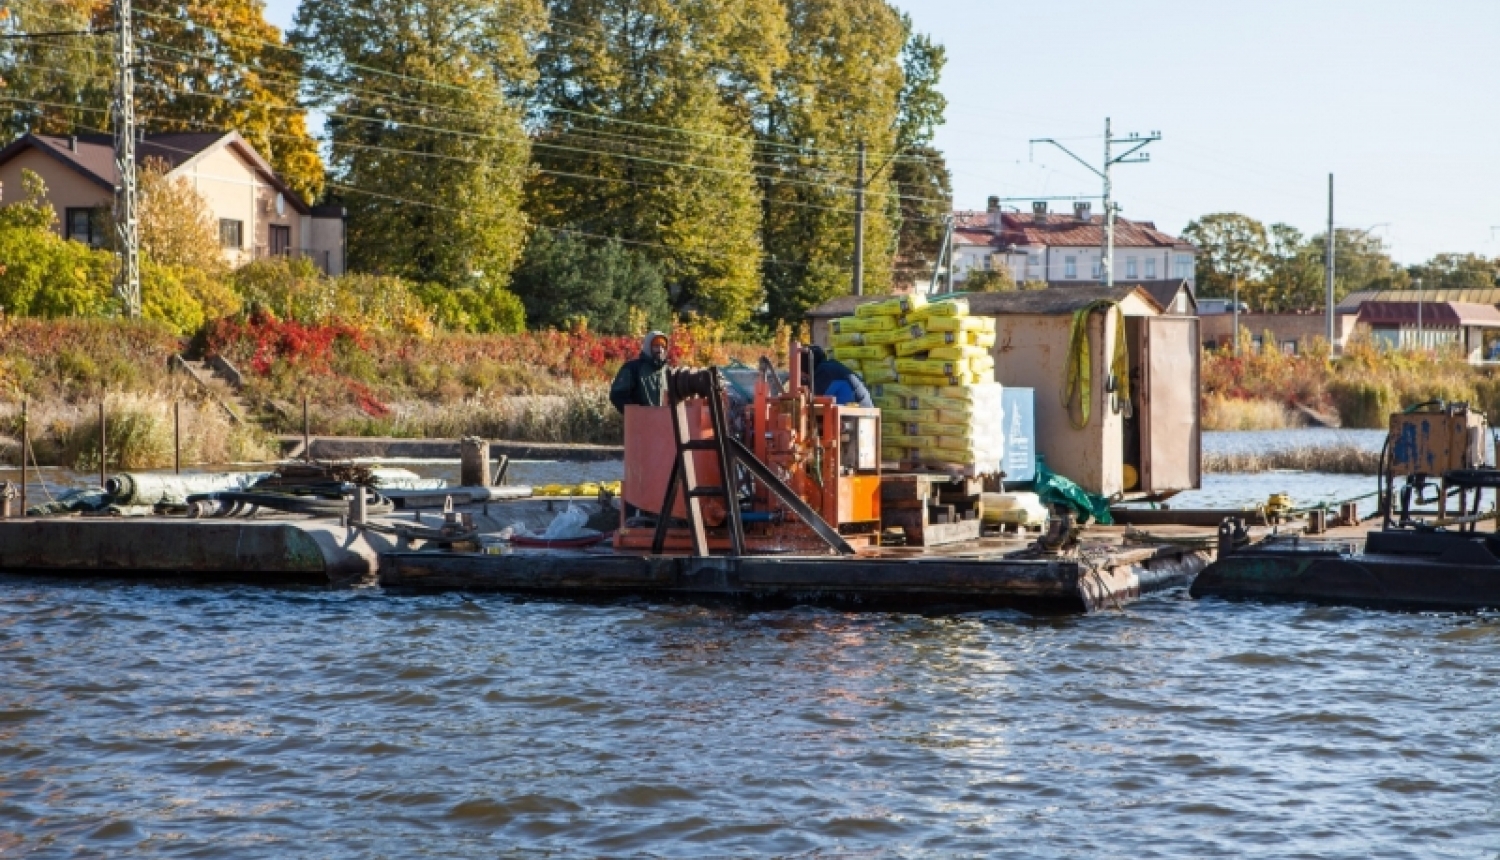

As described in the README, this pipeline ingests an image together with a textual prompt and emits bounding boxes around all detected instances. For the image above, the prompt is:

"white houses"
[951,198,1197,294]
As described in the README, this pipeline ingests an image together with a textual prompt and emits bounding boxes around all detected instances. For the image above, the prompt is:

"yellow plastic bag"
[970,330,997,349]
[830,344,895,362]
[885,433,938,449]
[854,293,927,318]
[908,297,969,320]
[928,345,990,361]
[831,315,898,334]
[896,357,970,377]
[898,372,959,388]
[861,365,898,384]
[830,332,865,347]
[923,315,988,333]
[862,328,910,346]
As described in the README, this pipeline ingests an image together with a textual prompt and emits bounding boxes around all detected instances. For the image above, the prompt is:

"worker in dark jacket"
[807,345,874,407]
[609,330,670,413]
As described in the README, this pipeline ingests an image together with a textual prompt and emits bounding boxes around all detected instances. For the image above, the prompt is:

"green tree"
[528,0,775,328]
[508,230,671,334]
[1408,253,1499,291]
[890,147,951,289]
[961,266,1016,293]
[0,171,115,318]
[761,0,907,323]
[293,0,542,320]
[1257,223,1323,311]
[1180,212,1268,300]
[1311,228,1409,298]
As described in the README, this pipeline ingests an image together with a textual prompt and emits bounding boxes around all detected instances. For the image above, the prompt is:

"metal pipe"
[788,340,801,397]
[302,394,310,462]
[19,398,27,517]
[173,399,180,474]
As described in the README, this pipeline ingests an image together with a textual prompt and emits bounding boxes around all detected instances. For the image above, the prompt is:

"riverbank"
[1202,336,1500,431]
[0,317,772,469]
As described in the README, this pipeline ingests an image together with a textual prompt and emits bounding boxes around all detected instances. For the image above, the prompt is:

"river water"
[5,431,1489,858]
[3,584,1499,858]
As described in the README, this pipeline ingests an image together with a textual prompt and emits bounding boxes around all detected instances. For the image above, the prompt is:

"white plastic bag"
[541,504,593,540]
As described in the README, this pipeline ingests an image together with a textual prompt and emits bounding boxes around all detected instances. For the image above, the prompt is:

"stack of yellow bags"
[829,296,1005,470]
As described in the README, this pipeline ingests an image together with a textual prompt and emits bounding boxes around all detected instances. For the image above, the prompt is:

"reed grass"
[1203,443,1379,475]
[1202,394,1302,431]
[0,393,277,470]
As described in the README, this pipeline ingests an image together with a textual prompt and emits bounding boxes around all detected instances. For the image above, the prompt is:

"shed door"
[1141,315,1201,493]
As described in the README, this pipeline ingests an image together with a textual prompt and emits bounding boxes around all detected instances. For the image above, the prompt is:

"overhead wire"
[128,5,942,168]
[27,39,946,208]
[0,96,846,273]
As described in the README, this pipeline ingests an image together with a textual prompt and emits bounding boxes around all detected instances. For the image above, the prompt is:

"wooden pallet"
[881,473,984,546]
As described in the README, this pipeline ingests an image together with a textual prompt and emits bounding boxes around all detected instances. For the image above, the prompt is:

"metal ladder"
[652,378,746,557]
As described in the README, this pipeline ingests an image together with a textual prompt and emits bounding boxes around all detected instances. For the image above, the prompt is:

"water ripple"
[1,581,1498,857]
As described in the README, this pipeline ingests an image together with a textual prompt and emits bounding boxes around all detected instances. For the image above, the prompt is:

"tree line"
[0,0,952,335]
[1183,212,1500,312]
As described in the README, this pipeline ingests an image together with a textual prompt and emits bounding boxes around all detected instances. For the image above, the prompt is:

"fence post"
[174,400,181,475]
[98,397,106,489]
[19,398,27,517]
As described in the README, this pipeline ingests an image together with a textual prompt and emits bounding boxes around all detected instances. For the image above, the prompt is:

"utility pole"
[1416,277,1424,350]
[112,0,140,318]
[1324,174,1334,349]
[1031,118,1160,287]
[1232,272,1240,356]
[852,140,866,296]
[927,215,954,295]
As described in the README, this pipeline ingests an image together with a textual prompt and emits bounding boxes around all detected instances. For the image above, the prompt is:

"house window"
[1281,340,1298,356]
[1064,256,1077,279]
[269,224,291,256]
[1145,257,1157,279]
[1091,259,1101,279]
[219,219,243,249]
[1175,254,1193,279]
[1126,257,1138,279]
[65,207,106,247]
[1026,253,1040,269]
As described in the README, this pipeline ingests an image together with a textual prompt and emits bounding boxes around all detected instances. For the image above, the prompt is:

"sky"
[261,0,1499,265]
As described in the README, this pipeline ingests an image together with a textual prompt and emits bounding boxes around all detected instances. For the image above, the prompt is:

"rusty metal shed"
[807,286,1201,498]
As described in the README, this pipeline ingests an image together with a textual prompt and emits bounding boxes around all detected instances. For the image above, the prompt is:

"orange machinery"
[615,343,882,553]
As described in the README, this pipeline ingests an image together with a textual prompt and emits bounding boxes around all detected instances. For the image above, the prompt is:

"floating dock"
[380,522,1212,614]
[0,497,1217,613]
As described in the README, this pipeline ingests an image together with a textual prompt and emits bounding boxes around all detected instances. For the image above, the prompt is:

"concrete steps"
[171,354,250,424]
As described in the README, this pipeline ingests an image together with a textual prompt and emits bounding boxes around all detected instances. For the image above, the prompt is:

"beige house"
[0,132,344,274]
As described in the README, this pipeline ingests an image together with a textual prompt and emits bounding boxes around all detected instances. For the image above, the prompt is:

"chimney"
[986,195,1000,213]
[1031,201,1048,217]
[1074,201,1092,221]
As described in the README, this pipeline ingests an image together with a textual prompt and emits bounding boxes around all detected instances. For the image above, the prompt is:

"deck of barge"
[378,528,1214,614]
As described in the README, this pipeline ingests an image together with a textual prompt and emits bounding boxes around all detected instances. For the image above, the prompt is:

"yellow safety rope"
[1063,300,1130,430]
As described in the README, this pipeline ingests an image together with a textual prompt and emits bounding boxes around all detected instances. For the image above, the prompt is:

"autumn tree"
[760,0,908,323]
[528,0,781,328]
[0,0,110,140]
[0,1,324,202]
[293,0,543,331]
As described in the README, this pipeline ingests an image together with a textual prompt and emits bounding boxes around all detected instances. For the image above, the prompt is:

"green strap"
[1063,300,1129,430]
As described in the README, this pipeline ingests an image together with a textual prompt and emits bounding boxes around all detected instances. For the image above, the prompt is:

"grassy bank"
[0,316,775,468]
[1202,334,1500,430]
[1202,443,1380,474]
